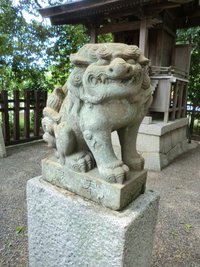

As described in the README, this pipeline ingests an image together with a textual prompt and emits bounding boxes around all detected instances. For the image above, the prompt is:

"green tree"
[46,24,89,87]
[21,0,90,87]
[0,0,89,91]
[0,0,52,90]
[176,27,200,133]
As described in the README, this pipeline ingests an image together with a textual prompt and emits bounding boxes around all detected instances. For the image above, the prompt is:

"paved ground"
[0,141,199,267]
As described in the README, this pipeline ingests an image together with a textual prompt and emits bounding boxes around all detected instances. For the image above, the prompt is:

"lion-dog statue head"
[42,43,152,184]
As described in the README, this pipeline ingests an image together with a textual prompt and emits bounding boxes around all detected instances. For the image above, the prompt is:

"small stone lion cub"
[42,43,152,184]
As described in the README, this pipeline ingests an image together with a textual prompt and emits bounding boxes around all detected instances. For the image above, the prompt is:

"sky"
[11,0,85,25]
[12,0,50,24]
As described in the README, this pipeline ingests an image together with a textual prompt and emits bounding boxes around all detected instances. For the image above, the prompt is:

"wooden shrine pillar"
[90,27,98,43]
[139,19,148,56]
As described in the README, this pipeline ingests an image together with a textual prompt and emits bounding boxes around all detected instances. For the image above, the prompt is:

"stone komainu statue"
[42,43,152,184]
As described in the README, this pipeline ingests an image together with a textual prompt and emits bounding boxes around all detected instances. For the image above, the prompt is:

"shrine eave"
[39,0,200,29]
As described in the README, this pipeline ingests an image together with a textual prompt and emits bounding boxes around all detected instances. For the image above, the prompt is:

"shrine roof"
[39,0,200,29]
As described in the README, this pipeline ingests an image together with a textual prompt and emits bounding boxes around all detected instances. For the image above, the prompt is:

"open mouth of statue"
[88,74,135,86]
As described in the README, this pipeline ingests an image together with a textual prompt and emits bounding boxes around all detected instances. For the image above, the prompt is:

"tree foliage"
[176,27,200,105]
[0,0,89,91]
[176,27,200,133]
[46,24,89,87]
[0,0,51,90]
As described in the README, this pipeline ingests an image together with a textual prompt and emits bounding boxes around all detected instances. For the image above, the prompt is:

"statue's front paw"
[99,161,129,184]
[65,151,95,172]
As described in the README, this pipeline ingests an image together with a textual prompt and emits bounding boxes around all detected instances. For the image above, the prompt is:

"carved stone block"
[42,156,147,211]
[42,43,152,187]
[137,118,197,171]
[27,176,159,267]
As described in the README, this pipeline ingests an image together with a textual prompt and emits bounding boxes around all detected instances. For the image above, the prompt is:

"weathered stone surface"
[42,156,147,211]
[138,117,188,136]
[42,43,153,185]
[0,123,6,158]
[162,132,172,154]
[142,115,152,124]
[27,176,160,267]
[137,133,160,152]
[137,119,197,171]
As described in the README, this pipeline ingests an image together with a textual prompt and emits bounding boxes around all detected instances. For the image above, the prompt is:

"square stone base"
[137,118,197,171]
[42,156,147,211]
[27,176,159,267]
[112,118,197,171]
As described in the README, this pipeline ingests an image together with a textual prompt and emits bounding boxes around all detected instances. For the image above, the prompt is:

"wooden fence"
[0,90,47,146]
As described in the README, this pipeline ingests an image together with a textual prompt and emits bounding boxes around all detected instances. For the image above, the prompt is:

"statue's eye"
[126,59,135,64]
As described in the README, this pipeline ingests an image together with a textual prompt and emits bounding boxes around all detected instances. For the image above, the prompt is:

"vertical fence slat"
[182,83,188,118]
[24,90,30,138]
[0,89,47,146]
[14,90,20,140]
[177,82,184,119]
[1,90,10,142]
[171,82,179,121]
[34,91,41,137]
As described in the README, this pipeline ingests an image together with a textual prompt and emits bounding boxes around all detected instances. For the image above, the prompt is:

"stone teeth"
[90,77,96,85]
[101,75,106,84]
[90,75,133,86]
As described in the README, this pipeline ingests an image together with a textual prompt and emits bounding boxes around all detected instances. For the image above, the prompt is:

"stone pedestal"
[142,116,152,125]
[27,176,159,267]
[0,123,6,158]
[112,118,197,171]
[137,118,197,171]
[42,156,147,211]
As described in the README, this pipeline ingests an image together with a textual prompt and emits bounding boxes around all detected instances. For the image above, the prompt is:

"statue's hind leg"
[55,122,94,172]
[118,122,144,171]
[54,122,76,165]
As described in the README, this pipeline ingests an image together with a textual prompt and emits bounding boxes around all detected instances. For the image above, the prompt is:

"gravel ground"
[0,141,200,267]
[148,143,200,267]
